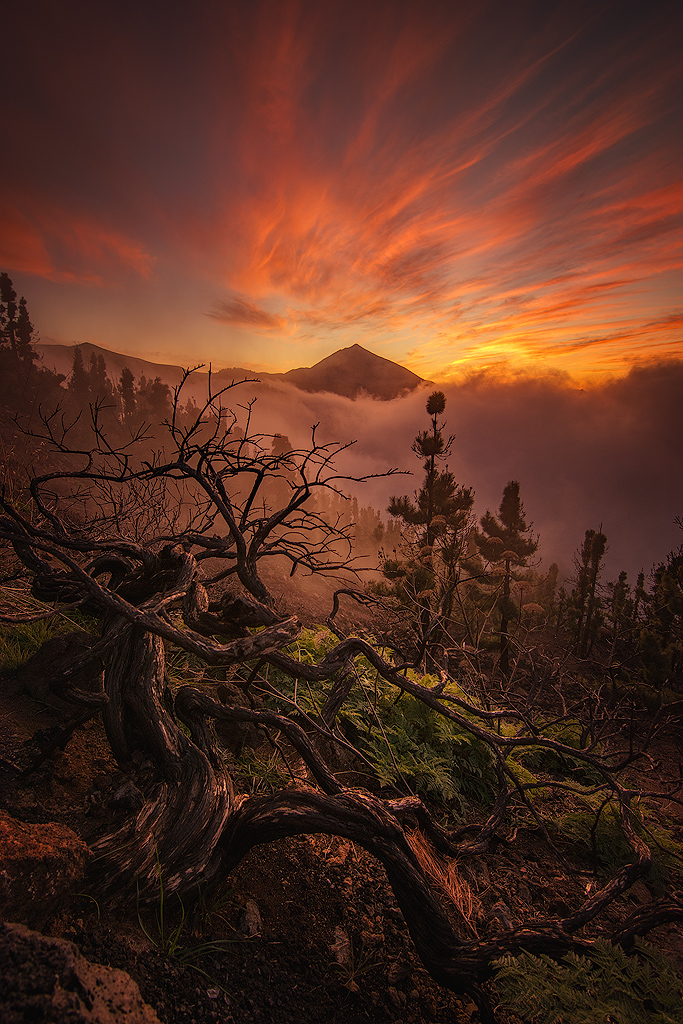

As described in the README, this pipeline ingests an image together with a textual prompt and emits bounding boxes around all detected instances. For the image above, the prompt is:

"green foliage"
[233,749,291,794]
[0,610,96,674]
[354,689,497,807]
[0,618,60,673]
[261,628,498,807]
[568,528,608,656]
[557,800,681,890]
[137,850,241,965]
[511,723,604,787]
[493,938,683,1023]
[379,391,474,653]
[637,546,683,686]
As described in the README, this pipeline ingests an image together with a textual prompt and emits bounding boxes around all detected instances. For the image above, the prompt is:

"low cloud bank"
[233,360,683,584]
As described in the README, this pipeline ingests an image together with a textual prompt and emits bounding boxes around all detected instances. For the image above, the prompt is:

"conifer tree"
[118,367,137,421]
[568,528,607,656]
[16,297,37,365]
[640,545,683,683]
[87,353,114,407]
[607,570,633,646]
[137,375,171,422]
[0,273,64,416]
[381,392,474,659]
[0,272,19,363]
[68,346,90,406]
[475,480,538,676]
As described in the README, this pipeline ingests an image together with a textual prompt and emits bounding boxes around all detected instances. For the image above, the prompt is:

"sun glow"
[2,1,681,377]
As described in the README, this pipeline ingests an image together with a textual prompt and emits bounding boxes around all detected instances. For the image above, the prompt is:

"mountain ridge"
[36,342,427,402]
[275,344,425,400]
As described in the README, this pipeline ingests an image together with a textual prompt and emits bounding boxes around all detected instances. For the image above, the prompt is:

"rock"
[0,922,161,1023]
[239,899,262,937]
[15,631,102,711]
[0,810,89,927]
[108,780,145,812]
[388,986,407,1009]
[628,880,652,904]
[330,925,352,966]
[387,959,410,985]
[488,901,514,931]
[361,929,384,947]
[517,882,532,904]
[548,897,571,916]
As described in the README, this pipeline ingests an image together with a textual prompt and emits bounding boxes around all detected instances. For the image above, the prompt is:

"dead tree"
[1,374,682,1023]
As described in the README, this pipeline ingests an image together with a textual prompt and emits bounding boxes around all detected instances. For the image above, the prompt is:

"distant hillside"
[276,344,425,400]
[36,343,426,402]
[36,343,187,388]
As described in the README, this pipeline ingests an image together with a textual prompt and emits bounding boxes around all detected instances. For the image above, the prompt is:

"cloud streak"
[2,0,681,376]
[208,297,286,331]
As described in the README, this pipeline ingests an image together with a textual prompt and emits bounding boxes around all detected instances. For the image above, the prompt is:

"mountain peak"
[278,345,425,400]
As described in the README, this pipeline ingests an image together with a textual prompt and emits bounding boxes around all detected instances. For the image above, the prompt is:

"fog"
[37,343,683,585]
[224,360,683,585]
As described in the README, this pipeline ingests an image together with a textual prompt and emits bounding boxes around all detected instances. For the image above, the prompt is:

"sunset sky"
[3,0,682,381]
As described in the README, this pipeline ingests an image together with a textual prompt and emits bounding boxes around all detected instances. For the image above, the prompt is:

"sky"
[2,0,682,381]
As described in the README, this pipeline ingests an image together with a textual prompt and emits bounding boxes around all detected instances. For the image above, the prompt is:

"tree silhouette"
[569,528,607,657]
[16,297,36,366]
[0,273,64,418]
[0,272,19,363]
[382,391,474,661]
[68,346,90,406]
[475,481,538,677]
[118,366,137,421]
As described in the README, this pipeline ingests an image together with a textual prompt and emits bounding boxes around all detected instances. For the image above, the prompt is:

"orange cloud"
[1,195,156,285]
[5,1,681,377]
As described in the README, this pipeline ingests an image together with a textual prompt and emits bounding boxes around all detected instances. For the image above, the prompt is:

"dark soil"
[0,686,478,1023]
[2,650,683,1024]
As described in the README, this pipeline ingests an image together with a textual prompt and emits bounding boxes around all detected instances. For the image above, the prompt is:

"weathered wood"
[4,382,683,1024]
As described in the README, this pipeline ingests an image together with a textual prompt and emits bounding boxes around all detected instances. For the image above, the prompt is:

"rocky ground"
[1,637,683,1024]
[0,681,487,1024]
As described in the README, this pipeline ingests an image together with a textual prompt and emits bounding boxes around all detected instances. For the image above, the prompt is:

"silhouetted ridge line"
[277,344,426,400]
[37,343,427,402]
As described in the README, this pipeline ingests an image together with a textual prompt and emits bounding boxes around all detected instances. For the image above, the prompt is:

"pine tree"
[118,367,137,421]
[381,392,474,660]
[16,297,37,365]
[0,272,19,363]
[568,528,607,656]
[607,571,632,642]
[137,376,171,422]
[640,545,683,684]
[475,480,539,676]
[68,346,90,406]
[0,273,64,417]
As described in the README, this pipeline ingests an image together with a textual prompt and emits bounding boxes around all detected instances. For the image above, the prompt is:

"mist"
[36,342,683,584]
[222,360,683,585]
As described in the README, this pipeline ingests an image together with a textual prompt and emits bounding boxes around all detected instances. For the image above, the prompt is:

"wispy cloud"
[0,195,156,285]
[3,0,681,374]
[208,297,286,330]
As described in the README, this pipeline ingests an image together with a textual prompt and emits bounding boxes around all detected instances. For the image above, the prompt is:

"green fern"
[558,801,681,891]
[493,938,683,1023]
[259,627,498,806]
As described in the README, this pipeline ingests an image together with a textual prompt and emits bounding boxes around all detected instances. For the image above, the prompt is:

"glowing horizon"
[2,1,681,382]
